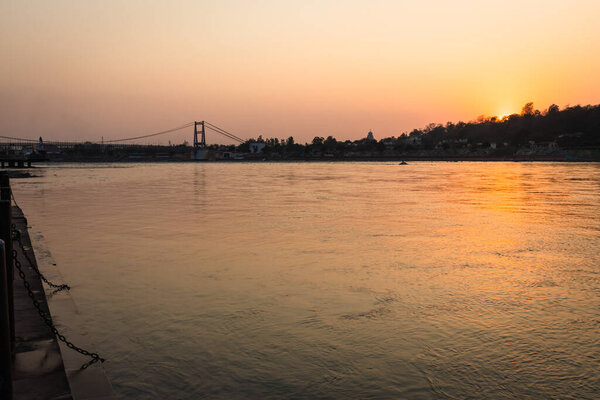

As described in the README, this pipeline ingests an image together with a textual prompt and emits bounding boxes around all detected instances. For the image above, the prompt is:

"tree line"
[224,102,600,155]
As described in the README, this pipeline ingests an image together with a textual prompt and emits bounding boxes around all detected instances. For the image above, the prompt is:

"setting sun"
[496,110,514,120]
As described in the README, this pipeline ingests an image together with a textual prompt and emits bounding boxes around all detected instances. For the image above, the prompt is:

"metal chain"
[11,224,70,291]
[11,249,105,369]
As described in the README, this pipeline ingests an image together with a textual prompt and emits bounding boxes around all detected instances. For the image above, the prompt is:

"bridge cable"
[104,122,195,143]
[204,126,244,144]
[0,135,38,142]
[204,122,245,142]
[204,122,245,143]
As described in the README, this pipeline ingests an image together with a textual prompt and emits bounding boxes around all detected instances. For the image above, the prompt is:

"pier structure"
[0,140,48,168]
[0,155,39,168]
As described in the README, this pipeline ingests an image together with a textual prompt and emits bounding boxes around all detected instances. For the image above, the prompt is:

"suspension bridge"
[0,121,248,165]
[0,121,245,148]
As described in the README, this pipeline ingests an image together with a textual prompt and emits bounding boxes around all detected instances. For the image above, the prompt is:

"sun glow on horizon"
[496,110,514,120]
[1,1,600,142]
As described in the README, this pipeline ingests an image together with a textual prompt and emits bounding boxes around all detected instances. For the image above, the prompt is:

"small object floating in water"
[399,161,407,165]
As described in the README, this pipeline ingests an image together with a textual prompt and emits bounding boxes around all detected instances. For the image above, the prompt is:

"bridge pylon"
[193,121,205,149]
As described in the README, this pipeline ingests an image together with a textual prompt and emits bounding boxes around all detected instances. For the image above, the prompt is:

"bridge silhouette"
[0,121,245,150]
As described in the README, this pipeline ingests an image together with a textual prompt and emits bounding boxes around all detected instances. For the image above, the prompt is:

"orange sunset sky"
[1,0,600,144]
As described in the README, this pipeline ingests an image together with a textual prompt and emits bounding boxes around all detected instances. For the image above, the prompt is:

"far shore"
[3,155,600,173]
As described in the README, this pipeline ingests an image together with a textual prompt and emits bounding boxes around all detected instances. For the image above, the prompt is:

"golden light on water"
[11,162,600,398]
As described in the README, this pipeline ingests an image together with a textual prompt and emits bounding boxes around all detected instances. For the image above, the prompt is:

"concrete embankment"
[9,206,72,399]
[1,176,115,399]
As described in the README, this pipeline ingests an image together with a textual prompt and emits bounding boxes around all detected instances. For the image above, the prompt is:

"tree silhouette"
[521,102,535,116]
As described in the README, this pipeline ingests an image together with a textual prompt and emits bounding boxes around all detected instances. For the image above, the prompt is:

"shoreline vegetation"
[6,103,600,163]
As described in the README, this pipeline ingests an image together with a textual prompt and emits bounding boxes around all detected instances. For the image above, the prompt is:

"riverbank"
[2,194,115,398]
[10,206,72,399]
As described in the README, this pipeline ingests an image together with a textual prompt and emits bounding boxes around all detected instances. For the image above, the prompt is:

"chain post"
[0,172,15,345]
[0,240,13,399]
[3,176,103,370]
[11,226,69,291]
[11,242,104,369]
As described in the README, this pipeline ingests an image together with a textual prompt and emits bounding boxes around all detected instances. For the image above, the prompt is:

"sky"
[1,0,600,144]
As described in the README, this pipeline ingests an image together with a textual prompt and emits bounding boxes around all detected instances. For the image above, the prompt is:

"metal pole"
[0,239,13,399]
[0,172,14,345]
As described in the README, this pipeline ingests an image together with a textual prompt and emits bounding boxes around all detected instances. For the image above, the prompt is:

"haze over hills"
[393,102,600,149]
[2,1,600,142]
[22,102,598,162]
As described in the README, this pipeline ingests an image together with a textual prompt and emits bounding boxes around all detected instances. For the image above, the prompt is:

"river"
[11,161,600,399]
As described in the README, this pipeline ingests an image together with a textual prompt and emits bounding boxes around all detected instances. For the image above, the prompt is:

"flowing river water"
[11,162,600,399]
